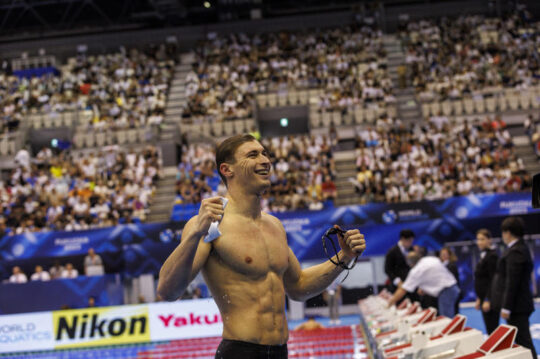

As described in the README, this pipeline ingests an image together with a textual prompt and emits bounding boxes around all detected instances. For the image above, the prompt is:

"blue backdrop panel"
[172,192,537,224]
[0,275,123,314]
[0,222,185,280]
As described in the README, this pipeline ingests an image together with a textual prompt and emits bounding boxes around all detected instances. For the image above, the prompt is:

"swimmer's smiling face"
[231,140,272,192]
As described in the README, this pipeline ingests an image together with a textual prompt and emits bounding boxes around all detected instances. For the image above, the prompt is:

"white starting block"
[382,314,483,359]
[377,308,452,349]
[371,301,423,337]
[453,325,532,359]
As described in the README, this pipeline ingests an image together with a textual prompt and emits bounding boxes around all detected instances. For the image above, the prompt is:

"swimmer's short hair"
[216,134,257,186]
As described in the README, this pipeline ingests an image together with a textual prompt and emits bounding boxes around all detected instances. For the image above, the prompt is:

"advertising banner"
[149,299,222,341]
[53,305,150,349]
[0,312,54,353]
[0,299,223,354]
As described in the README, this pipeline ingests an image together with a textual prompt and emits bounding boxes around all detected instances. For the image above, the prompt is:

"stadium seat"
[310,112,322,128]
[138,128,148,142]
[298,90,309,104]
[278,93,288,106]
[453,100,463,115]
[354,107,364,124]
[441,101,452,116]
[463,98,474,114]
[289,91,299,105]
[211,121,223,137]
[223,121,234,136]
[258,94,268,108]
[485,97,496,112]
[342,112,353,125]
[95,132,106,147]
[474,98,485,113]
[84,132,95,148]
[201,122,211,135]
[127,129,138,143]
[234,120,244,134]
[43,116,53,128]
[507,93,519,110]
[321,112,332,127]
[331,111,342,126]
[365,107,376,123]
[498,95,507,111]
[64,111,76,127]
[116,130,127,145]
[519,92,531,109]
[244,119,255,132]
[268,93,277,107]
[0,140,8,156]
[430,102,440,116]
[52,114,63,127]
[422,103,430,117]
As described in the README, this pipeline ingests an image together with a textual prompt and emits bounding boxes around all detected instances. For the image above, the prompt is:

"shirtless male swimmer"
[158,134,366,359]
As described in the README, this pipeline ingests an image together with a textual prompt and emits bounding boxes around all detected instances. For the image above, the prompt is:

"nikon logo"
[56,313,147,340]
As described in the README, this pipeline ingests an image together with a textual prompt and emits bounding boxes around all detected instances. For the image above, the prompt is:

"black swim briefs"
[215,339,288,359]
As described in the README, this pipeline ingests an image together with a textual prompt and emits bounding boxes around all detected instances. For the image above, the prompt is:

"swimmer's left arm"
[283,227,366,302]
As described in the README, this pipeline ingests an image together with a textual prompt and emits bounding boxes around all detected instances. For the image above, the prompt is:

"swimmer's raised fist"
[195,197,225,237]
[335,225,366,260]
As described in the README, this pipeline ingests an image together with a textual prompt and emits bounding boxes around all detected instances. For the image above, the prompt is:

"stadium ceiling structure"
[0,0,188,35]
[0,0,536,41]
[0,0,419,38]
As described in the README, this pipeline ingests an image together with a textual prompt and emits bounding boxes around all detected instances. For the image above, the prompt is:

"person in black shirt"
[384,229,414,293]
[487,217,536,358]
[473,229,499,334]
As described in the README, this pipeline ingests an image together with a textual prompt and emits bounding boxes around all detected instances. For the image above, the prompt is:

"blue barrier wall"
[1,193,538,303]
[0,222,185,280]
[0,275,124,314]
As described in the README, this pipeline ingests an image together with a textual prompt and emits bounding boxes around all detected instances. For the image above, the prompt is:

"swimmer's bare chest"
[206,215,289,280]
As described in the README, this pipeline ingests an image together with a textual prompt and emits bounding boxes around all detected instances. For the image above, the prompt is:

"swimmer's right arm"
[157,197,225,301]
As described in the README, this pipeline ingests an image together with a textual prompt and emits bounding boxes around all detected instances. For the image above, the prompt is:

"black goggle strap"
[322,227,358,280]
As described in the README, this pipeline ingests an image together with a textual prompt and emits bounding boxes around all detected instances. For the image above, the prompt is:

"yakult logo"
[149,300,223,341]
[158,313,222,328]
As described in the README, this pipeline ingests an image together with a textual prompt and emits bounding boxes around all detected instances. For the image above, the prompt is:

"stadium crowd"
[0,146,161,236]
[400,13,539,101]
[175,134,338,212]
[525,113,540,157]
[0,44,175,132]
[183,24,393,122]
[353,115,532,204]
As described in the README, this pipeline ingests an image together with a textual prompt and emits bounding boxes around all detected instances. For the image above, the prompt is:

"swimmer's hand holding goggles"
[322,226,359,280]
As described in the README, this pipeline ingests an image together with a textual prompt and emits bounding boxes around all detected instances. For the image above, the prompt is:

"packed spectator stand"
[0,145,161,235]
[352,116,532,204]
[182,24,395,127]
[399,14,540,116]
[1,44,176,152]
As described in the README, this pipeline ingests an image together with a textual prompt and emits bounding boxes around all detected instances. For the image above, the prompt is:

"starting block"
[453,325,532,359]
[377,308,452,349]
[382,314,483,358]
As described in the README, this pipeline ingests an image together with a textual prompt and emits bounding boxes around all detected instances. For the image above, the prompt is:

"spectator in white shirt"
[61,263,79,279]
[9,266,28,283]
[31,265,51,281]
[84,248,104,276]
